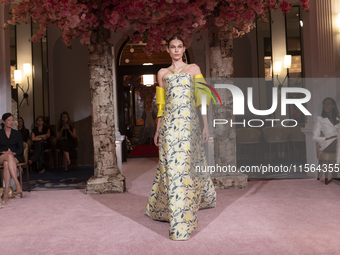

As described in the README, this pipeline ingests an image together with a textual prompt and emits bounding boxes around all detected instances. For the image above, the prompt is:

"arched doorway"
[117,39,190,161]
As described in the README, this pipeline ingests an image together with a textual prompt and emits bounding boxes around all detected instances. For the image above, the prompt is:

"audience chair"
[236,128,262,161]
[0,142,30,192]
[289,126,306,161]
[44,147,54,170]
[315,142,336,185]
[263,127,290,163]
[54,137,79,171]
[29,139,55,171]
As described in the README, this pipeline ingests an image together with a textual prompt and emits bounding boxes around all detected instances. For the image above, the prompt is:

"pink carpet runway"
[1,157,340,255]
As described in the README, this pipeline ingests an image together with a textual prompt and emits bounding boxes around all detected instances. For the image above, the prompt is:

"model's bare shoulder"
[158,68,169,77]
[159,67,168,73]
[188,64,201,76]
[157,69,168,88]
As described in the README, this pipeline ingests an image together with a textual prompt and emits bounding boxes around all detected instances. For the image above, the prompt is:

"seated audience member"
[313,97,340,153]
[29,116,50,173]
[126,125,139,145]
[18,117,30,143]
[56,112,78,171]
[0,113,23,202]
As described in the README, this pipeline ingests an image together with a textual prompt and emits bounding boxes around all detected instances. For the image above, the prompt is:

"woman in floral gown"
[144,35,216,240]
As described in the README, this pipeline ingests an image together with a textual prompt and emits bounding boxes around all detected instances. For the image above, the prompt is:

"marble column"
[112,45,125,175]
[0,5,11,114]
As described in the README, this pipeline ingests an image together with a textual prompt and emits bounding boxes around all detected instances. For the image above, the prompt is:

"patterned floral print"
[144,66,216,241]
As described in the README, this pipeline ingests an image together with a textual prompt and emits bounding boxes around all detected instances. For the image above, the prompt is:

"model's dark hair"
[18,117,26,129]
[167,35,185,48]
[57,111,74,131]
[321,97,340,125]
[1,113,13,129]
[35,116,45,125]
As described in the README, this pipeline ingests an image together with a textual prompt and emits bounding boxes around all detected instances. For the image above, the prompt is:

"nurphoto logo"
[200,83,312,128]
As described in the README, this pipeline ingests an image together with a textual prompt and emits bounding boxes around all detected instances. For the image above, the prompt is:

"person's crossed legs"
[0,153,22,202]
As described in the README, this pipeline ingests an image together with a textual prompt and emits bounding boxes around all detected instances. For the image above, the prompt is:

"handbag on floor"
[0,187,14,199]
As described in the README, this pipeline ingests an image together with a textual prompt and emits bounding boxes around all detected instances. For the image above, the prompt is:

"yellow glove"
[156,86,166,117]
[194,74,211,109]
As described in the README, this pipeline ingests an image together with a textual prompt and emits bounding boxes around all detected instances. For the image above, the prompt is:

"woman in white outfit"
[312,97,339,153]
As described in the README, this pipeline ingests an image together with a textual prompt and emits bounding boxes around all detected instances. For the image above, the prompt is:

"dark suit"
[0,128,24,163]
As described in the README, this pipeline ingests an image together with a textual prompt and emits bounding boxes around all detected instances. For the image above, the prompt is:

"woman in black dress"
[0,113,23,202]
[138,101,157,144]
[18,117,30,143]
[56,112,77,171]
[30,116,50,173]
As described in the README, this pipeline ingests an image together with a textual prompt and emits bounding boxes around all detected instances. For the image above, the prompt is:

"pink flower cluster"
[279,0,293,13]
[300,0,309,10]
[213,0,309,36]
[119,0,218,55]
[0,0,309,54]
[1,0,99,46]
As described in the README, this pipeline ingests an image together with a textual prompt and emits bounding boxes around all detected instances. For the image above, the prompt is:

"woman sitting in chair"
[18,117,30,143]
[313,97,340,153]
[56,112,78,171]
[29,116,50,173]
[0,113,23,203]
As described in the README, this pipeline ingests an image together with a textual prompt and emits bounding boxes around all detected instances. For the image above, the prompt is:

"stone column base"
[212,173,248,189]
[86,174,126,194]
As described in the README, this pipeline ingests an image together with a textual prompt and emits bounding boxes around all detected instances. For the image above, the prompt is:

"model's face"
[2,116,13,128]
[62,114,68,123]
[167,39,185,60]
[323,99,334,113]
[37,118,44,126]
[18,118,23,127]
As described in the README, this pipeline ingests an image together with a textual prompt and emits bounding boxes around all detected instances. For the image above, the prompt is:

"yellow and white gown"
[144,64,216,240]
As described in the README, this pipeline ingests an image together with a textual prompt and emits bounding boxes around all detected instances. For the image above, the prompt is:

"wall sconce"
[300,20,303,27]
[273,55,291,90]
[13,70,22,115]
[338,13,340,33]
[23,63,31,77]
[14,70,22,85]
[284,55,291,69]
[273,61,282,76]
[18,63,32,106]
[142,74,155,87]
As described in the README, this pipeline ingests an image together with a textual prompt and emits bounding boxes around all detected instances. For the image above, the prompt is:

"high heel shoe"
[0,200,6,208]
[1,193,9,202]
[14,191,23,198]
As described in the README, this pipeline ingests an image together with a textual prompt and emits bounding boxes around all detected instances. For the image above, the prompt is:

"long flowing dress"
[144,65,216,240]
